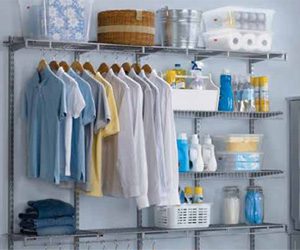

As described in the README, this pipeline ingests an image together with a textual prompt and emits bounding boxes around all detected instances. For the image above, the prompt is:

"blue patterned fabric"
[47,0,87,41]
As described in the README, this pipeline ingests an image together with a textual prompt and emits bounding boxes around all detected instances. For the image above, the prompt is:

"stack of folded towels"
[19,199,76,236]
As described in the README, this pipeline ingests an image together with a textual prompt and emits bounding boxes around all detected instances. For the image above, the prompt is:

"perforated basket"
[154,204,211,228]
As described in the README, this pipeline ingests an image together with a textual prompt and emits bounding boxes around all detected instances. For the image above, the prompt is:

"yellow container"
[226,136,261,152]
[251,76,260,112]
[259,76,269,112]
[165,70,176,86]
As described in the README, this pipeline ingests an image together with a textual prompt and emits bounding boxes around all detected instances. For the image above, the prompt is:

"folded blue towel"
[21,225,76,236]
[25,199,74,219]
[20,216,75,229]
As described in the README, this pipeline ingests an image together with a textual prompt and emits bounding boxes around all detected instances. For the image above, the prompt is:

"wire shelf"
[174,110,283,120]
[11,223,286,244]
[179,170,284,180]
[3,37,287,63]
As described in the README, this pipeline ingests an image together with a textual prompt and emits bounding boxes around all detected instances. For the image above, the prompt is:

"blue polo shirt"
[22,65,67,184]
[67,69,96,184]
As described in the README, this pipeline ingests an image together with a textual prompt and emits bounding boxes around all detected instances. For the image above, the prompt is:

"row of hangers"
[37,58,154,76]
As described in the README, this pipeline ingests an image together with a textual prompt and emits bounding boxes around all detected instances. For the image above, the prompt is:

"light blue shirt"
[67,69,96,184]
[22,65,67,184]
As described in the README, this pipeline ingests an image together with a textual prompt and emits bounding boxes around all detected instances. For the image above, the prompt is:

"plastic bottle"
[190,61,205,90]
[174,64,186,89]
[218,69,234,112]
[189,134,204,172]
[193,186,204,204]
[232,74,239,111]
[202,134,217,172]
[184,186,193,204]
[241,76,255,112]
[251,76,260,112]
[177,133,189,172]
[259,76,269,112]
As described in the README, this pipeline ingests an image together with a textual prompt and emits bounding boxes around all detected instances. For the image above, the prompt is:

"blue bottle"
[177,133,189,172]
[218,69,234,111]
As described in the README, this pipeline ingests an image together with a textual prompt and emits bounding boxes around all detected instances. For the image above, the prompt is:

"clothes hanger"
[71,61,84,74]
[49,52,60,71]
[111,63,121,74]
[83,61,96,75]
[59,61,70,72]
[98,63,109,74]
[142,64,152,74]
[122,62,131,74]
[131,63,141,74]
[37,58,48,72]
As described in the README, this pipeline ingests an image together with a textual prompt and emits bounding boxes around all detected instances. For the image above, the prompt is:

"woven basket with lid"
[97,10,155,46]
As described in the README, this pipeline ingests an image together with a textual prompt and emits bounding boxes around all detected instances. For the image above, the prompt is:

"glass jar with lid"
[223,186,240,225]
[245,186,264,224]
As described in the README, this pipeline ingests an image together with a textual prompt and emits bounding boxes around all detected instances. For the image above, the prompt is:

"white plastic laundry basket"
[154,204,211,229]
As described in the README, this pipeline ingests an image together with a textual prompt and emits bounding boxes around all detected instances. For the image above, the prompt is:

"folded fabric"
[18,211,38,220]
[20,216,75,230]
[21,225,76,236]
[26,199,75,219]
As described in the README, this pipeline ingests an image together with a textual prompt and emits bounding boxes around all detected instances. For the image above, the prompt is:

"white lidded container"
[203,29,272,52]
[154,204,211,228]
[172,74,219,111]
[202,7,275,32]
[18,0,93,41]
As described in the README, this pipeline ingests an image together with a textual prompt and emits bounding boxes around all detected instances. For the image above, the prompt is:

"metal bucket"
[157,8,203,48]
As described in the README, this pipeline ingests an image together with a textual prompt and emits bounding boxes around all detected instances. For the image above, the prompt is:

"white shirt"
[140,71,168,197]
[149,70,180,206]
[119,68,149,209]
[129,69,162,206]
[56,67,85,176]
[102,69,139,198]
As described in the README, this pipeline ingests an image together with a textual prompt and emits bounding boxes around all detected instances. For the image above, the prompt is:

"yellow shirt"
[85,72,120,197]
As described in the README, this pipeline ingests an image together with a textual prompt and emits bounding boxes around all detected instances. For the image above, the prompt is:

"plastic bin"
[203,7,275,32]
[213,134,263,152]
[18,0,93,41]
[172,75,219,111]
[154,204,211,228]
[203,29,272,52]
[216,152,264,171]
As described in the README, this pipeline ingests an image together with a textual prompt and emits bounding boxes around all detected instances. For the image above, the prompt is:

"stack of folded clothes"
[19,199,76,236]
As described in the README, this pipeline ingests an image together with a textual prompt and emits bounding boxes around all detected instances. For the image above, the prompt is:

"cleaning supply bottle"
[218,69,234,112]
[190,61,205,90]
[184,186,193,204]
[177,133,189,172]
[232,74,239,111]
[189,134,204,172]
[193,186,204,204]
[174,64,186,89]
[202,134,217,172]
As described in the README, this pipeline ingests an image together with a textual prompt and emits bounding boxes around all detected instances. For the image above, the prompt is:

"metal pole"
[74,51,80,250]
[8,36,15,250]
[249,118,255,250]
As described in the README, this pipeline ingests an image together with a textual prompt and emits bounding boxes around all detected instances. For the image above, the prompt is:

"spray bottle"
[189,134,204,172]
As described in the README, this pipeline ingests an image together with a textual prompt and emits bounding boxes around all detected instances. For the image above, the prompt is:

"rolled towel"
[21,225,76,236]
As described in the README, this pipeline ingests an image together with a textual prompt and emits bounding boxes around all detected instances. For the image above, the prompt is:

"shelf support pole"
[8,36,15,250]
[249,118,255,250]
[194,118,201,250]
[73,51,81,250]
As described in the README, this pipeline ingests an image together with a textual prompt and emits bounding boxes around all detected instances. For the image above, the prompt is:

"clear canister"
[223,186,240,225]
[245,186,264,224]
[259,76,269,112]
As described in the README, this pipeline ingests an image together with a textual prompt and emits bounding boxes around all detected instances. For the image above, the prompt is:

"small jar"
[223,186,240,225]
[245,186,264,224]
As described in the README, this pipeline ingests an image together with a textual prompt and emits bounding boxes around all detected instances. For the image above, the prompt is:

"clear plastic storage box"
[154,204,211,229]
[18,0,93,41]
[213,134,263,152]
[216,152,264,171]
[203,29,272,52]
[203,7,275,32]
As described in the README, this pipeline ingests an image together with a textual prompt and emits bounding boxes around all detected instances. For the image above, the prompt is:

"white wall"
[0,0,299,249]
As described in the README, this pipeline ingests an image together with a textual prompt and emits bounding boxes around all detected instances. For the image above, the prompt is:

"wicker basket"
[97,10,155,46]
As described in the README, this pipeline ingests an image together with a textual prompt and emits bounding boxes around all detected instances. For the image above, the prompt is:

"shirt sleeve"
[94,83,111,133]
[71,83,86,119]
[82,84,96,126]
[101,86,120,138]
[59,80,67,120]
